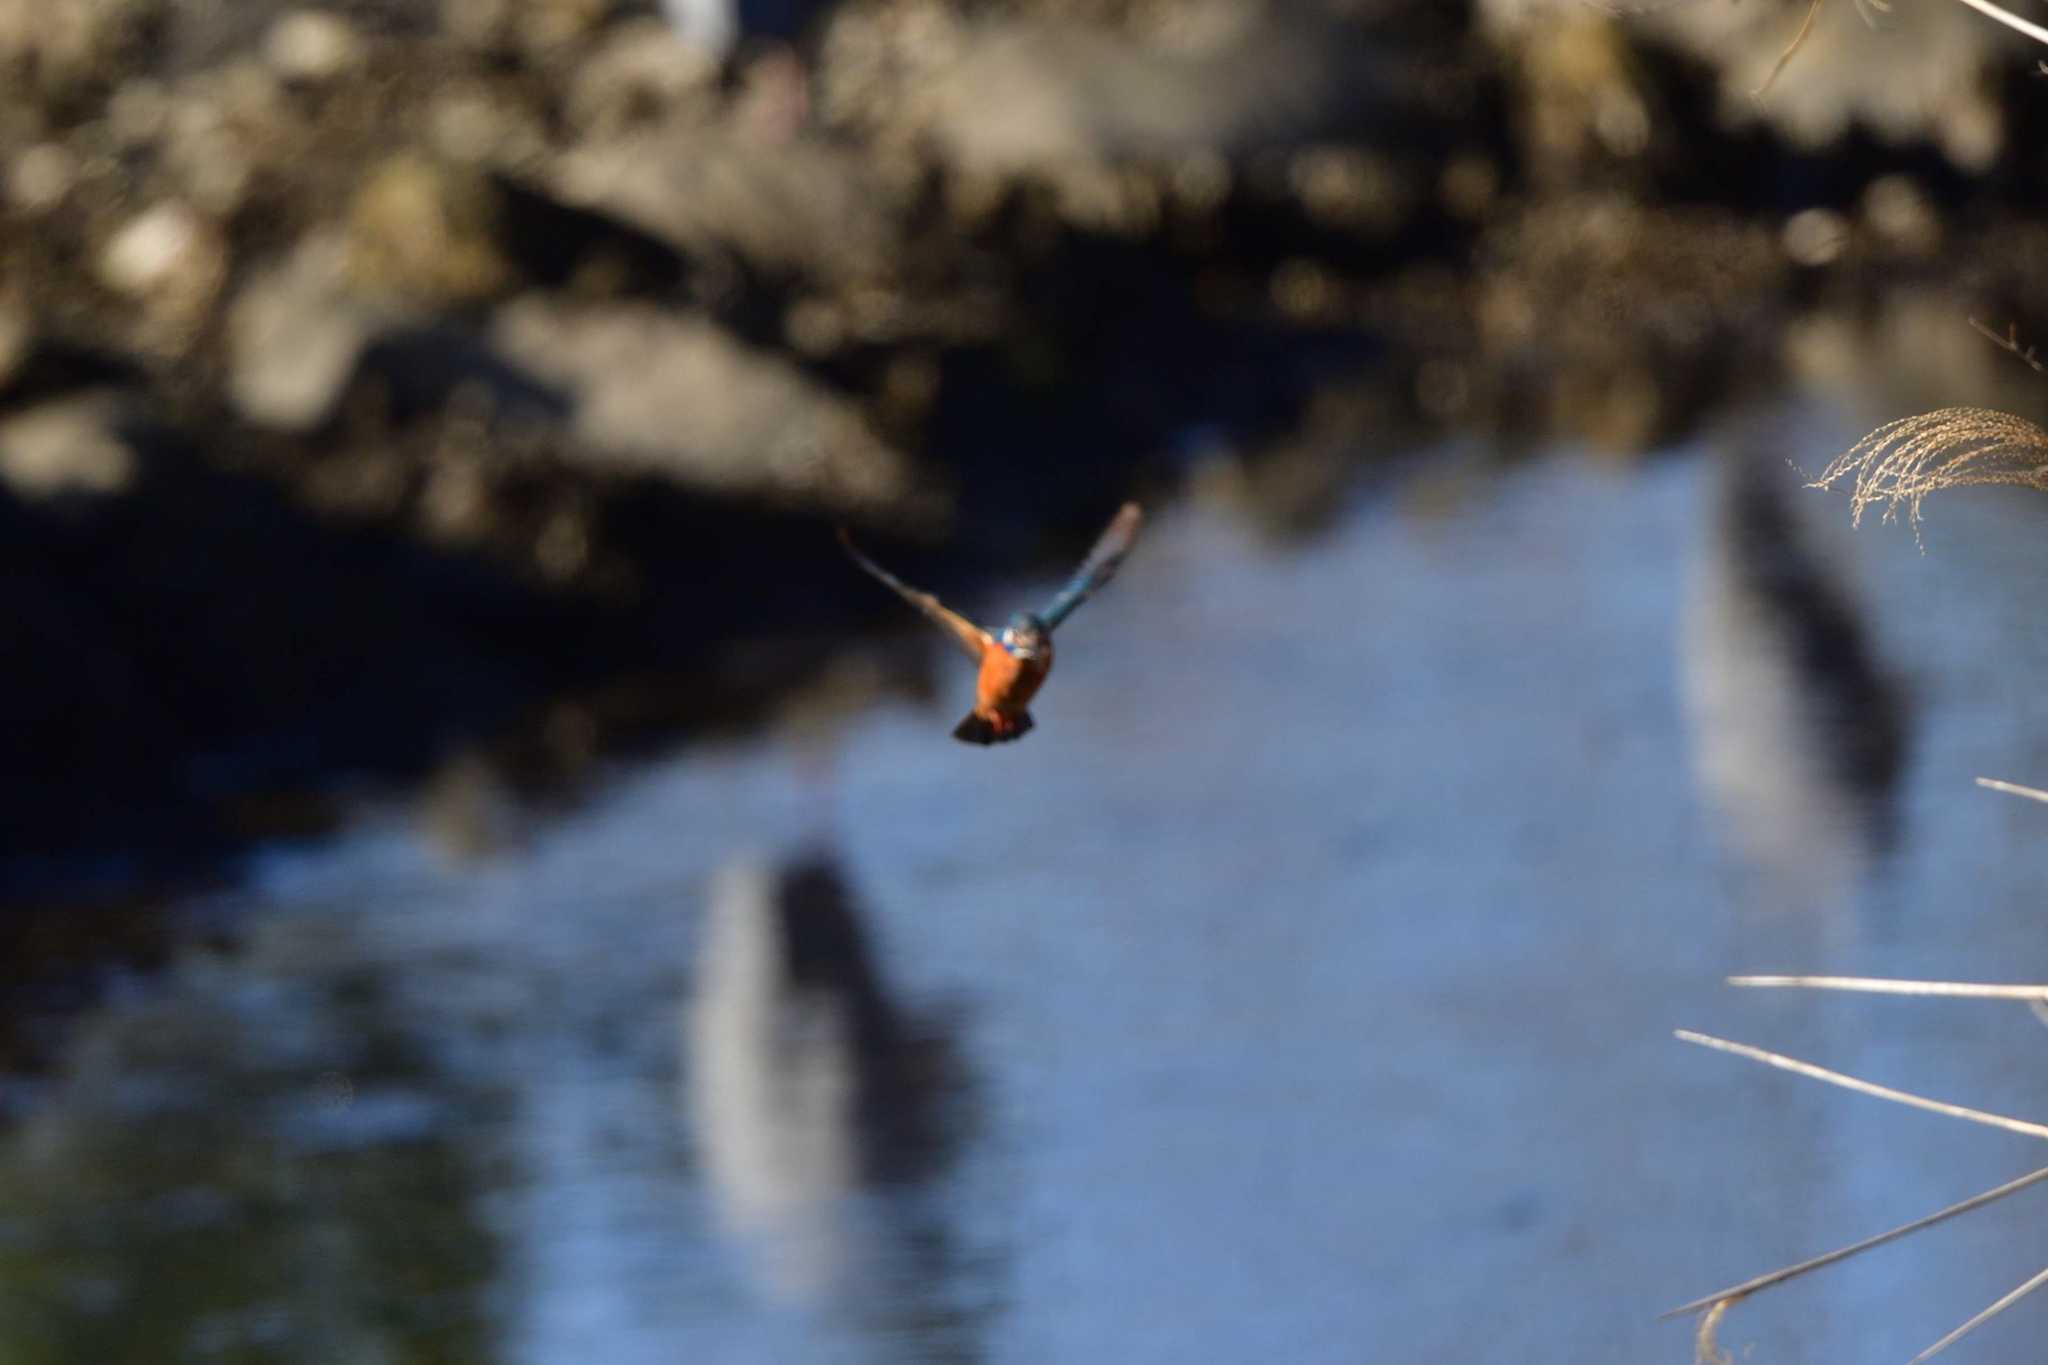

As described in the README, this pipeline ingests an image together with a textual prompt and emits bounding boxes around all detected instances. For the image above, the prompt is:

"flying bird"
[840,503,1144,744]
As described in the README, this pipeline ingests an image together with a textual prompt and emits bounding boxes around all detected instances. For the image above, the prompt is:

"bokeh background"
[8,0,2048,1360]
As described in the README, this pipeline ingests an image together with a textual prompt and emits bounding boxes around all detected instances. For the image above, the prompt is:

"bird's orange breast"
[975,640,1052,713]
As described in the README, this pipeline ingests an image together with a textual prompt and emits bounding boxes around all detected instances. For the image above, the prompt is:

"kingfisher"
[840,502,1144,744]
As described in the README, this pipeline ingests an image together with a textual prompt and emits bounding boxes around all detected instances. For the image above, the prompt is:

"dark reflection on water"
[8,399,2048,1362]
[1682,430,1909,903]
[0,917,496,1363]
[688,854,987,1358]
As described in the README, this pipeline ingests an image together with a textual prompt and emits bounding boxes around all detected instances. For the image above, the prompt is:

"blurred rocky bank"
[4,0,2048,886]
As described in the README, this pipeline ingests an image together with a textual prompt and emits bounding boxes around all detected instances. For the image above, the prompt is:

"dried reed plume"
[1806,407,2048,533]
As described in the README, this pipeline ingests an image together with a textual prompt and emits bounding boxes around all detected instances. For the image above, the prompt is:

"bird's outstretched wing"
[1038,502,1144,631]
[839,529,991,662]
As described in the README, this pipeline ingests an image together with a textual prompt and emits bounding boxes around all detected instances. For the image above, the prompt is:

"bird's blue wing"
[1037,502,1144,631]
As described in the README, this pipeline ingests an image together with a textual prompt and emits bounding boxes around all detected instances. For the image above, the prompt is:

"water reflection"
[687,851,983,1352]
[12,424,2048,1363]
[1682,433,1908,901]
[0,917,494,1364]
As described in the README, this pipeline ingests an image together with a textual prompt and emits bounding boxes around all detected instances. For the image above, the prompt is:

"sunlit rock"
[856,8,1407,198]
[263,8,367,85]
[492,297,926,518]
[547,127,897,283]
[97,201,229,356]
[0,394,139,499]
[347,152,516,307]
[226,232,384,430]
[563,16,718,139]
[0,0,165,105]
[5,142,78,215]
[1483,0,2021,168]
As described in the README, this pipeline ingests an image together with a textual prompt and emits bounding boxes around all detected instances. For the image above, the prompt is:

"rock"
[548,128,897,282]
[5,142,79,215]
[441,0,611,63]
[99,201,203,296]
[1862,175,1940,257]
[1483,0,2021,169]
[563,16,718,139]
[425,83,551,168]
[227,233,386,430]
[0,0,166,105]
[162,0,427,73]
[347,152,516,305]
[155,64,287,215]
[492,297,924,518]
[0,394,140,500]
[1780,207,1847,268]
[228,231,566,433]
[105,78,172,148]
[263,8,367,84]
[1495,13,1655,184]
[858,11,1401,177]
[1289,145,1414,236]
[96,201,229,354]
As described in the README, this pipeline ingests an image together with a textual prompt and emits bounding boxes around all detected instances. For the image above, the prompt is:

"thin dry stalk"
[1729,974,2048,1000]
[1755,0,1828,98]
[1968,318,2048,374]
[1947,0,2048,48]
[1806,407,2048,531]
[1671,1170,2048,1317]
[1674,1031,2048,1140]
[1751,0,2045,102]
[1976,776,2048,804]
[1909,1263,2048,1362]
[1673,1025,2048,1354]
[1666,1164,2048,1317]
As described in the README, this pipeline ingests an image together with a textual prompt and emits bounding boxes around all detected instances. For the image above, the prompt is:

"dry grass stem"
[1679,853,2048,1351]
[1969,318,2048,374]
[1750,0,2043,104]
[1976,776,2048,804]
[1807,407,2048,531]
[1908,1263,2048,1363]
[1665,1165,2048,1318]
[1730,974,2048,1001]
[1673,1031,2048,1140]
[1755,0,1828,99]
[1947,0,2048,48]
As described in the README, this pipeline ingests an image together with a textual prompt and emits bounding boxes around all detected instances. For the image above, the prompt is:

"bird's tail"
[953,709,1033,745]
